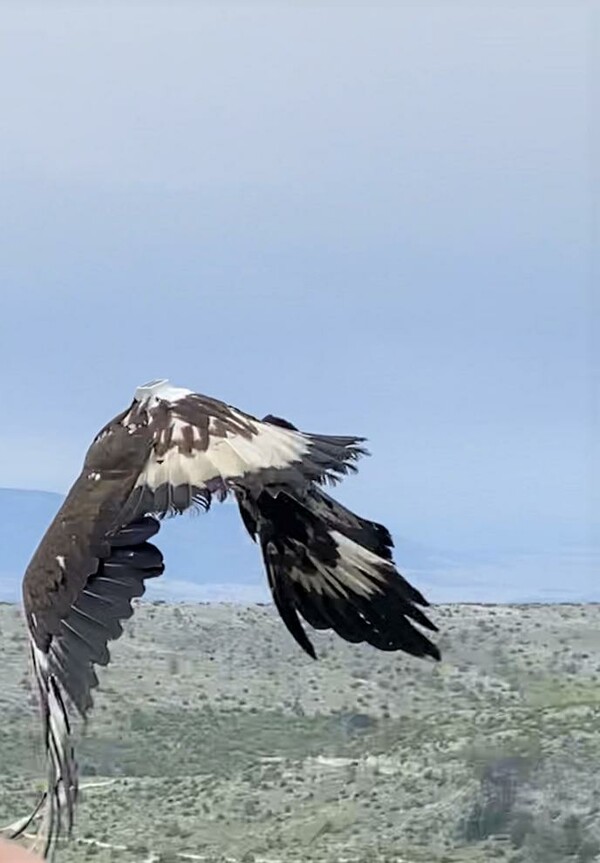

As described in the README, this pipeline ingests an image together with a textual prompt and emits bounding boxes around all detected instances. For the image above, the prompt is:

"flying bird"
[8,379,440,856]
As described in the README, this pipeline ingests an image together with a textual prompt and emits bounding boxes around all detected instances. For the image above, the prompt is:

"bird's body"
[9,379,439,857]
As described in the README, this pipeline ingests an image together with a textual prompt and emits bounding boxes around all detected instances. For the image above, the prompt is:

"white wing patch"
[135,414,310,497]
[284,531,387,600]
[125,379,367,518]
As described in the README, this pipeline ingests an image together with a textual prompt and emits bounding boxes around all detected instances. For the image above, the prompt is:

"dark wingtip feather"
[261,413,369,485]
[429,643,442,661]
[273,589,318,661]
[263,548,318,660]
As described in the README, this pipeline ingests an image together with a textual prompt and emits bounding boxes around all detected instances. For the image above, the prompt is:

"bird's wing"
[121,380,367,519]
[237,488,439,661]
[18,516,163,858]
[19,402,161,857]
[236,415,439,662]
[22,409,154,649]
[259,414,394,559]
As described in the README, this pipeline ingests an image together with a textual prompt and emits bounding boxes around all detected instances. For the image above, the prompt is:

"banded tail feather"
[12,518,163,856]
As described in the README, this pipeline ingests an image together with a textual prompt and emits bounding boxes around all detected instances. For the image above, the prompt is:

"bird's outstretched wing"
[17,514,163,857]
[15,380,367,856]
[15,380,436,857]
[236,415,440,662]
[120,379,367,520]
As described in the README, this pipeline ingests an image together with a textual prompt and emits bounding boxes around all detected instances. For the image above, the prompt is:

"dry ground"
[1,602,599,863]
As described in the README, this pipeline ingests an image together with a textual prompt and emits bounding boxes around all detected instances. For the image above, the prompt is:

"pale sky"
[0,4,596,588]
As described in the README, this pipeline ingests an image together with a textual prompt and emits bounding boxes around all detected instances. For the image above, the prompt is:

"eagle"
[7,379,439,857]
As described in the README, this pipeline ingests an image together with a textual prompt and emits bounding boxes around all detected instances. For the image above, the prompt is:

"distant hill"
[0,487,268,602]
[0,487,448,604]
[0,488,65,601]
[1,488,596,604]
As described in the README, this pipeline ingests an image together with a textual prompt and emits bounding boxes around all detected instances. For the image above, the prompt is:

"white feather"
[330,532,387,596]
[285,532,385,599]
[23,639,77,854]
[135,415,311,495]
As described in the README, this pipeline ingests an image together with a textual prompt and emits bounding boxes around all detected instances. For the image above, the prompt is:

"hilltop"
[1,601,599,862]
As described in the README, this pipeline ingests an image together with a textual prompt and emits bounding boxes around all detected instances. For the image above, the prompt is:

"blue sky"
[0,4,596,598]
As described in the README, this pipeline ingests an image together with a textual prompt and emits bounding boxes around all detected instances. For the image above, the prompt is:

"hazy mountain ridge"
[0,487,460,604]
[1,488,596,605]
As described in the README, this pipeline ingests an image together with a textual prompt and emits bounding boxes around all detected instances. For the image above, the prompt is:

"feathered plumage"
[10,379,439,856]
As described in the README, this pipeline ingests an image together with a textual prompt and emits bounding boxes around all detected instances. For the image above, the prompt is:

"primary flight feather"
[12,379,440,857]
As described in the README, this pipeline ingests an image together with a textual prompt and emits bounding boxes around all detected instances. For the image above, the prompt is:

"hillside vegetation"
[1,602,599,862]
